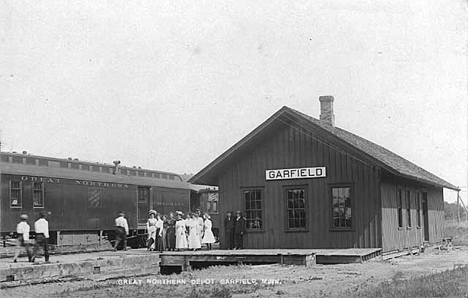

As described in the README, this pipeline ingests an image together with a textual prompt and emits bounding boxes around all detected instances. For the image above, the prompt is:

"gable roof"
[189,106,458,190]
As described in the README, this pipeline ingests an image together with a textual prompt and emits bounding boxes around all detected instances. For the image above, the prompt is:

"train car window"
[12,156,23,163]
[33,182,45,208]
[169,175,175,180]
[162,174,168,179]
[71,163,80,169]
[1,154,9,162]
[92,166,101,172]
[38,159,48,166]
[138,171,145,177]
[10,181,22,208]
[26,158,36,165]
[154,173,161,179]
[130,170,137,176]
[60,161,69,168]
[81,164,90,171]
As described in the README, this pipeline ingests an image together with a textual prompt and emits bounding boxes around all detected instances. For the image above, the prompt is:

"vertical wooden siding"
[218,124,381,250]
[381,179,444,252]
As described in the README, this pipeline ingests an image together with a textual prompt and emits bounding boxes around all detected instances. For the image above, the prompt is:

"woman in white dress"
[187,213,201,250]
[175,212,188,251]
[202,213,216,250]
[146,210,157,251]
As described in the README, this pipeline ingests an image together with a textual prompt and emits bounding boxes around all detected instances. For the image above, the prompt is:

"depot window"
[397,188,403,228]
[285,187,307,230]
[10,181,22,208]
[244,189,263,230]
[207,193,219,214]
[406,190,411,228]
[331,185,352,230]
[33,182,45,208]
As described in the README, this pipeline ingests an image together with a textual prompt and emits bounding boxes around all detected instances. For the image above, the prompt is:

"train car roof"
[1,162,191,190]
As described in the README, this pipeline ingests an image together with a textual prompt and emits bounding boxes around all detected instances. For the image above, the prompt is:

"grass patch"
[345,265,468,298]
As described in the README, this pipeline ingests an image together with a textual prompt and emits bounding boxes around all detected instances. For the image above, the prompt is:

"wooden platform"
[159,248,382,271]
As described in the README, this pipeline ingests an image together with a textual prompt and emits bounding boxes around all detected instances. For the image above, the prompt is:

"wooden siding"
[218,124,382,250]
[381,178,445,252]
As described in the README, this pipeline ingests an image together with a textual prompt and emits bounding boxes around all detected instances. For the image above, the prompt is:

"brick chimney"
[319,95,335,127]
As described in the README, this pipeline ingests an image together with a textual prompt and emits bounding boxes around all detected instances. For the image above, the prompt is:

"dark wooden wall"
[1,174,138,232]
[218,124,382,250]
[380,178,445,252]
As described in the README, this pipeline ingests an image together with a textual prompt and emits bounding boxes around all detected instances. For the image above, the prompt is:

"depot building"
[190,96,458,252]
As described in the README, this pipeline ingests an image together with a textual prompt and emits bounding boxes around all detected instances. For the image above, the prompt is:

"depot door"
[138,187,150,224]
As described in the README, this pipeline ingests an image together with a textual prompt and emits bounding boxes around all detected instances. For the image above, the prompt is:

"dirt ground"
[3,246,468,298]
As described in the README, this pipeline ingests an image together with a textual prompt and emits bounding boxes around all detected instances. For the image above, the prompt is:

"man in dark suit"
[233,210,246,249]
[224,211,235,249]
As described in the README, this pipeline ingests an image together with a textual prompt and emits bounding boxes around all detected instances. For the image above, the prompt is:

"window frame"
[406,189,412,228]
[284,185,308,232]
[416,191,422,228]
[206,192,219,214]
[32,181,45,209]
[242,187,265,232]
[329,183,354,232]
[10,180,23,208]
[397,187,403,229]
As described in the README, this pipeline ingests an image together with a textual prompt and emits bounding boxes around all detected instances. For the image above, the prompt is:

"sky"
[0,0,467,203]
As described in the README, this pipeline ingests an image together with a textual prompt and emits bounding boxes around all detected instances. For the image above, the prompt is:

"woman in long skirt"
[175,212,188,250]
[166,212,176,251]
[146,210,157,251]
[187,213,201,250]
[155,213,164,253]
[161,214,168,251]
[202,213,216,250]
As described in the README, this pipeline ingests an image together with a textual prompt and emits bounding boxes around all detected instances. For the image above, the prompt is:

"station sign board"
[266,167,326,181]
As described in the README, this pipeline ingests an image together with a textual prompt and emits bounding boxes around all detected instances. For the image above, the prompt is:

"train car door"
[138,187,150,224]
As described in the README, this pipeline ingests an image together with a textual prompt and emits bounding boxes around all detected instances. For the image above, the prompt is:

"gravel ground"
[3,246,468,298]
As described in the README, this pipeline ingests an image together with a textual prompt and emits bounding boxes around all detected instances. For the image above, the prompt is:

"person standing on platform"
[202,213,215,250]
[195,209,204,244]
[13,214,32,263]
[187,213,201,251]
[146,210,157,251]
[113,211,129,251]
[32,211,49,263]
[224,211,235,249]
[155,213,164,253]
[175,211,188,251]
[162,214,168,251]
[233,210,246,250]
[166,212,176,251]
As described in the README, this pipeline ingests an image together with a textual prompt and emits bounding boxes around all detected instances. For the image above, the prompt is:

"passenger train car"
[0,151,191,247]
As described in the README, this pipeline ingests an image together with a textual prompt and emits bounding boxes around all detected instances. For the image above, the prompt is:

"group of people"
[224,210,246,250]
[172,210,216,251]
[13,211,50,263]
[112,209,216,252]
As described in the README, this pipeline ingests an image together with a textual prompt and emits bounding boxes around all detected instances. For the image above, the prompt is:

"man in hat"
[233,210,246,250]
[32,211,49,263]
[13,214,33,263]
[224,211,235,249]
[113,211,129,251]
